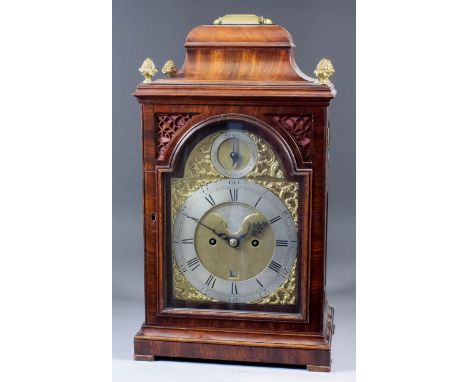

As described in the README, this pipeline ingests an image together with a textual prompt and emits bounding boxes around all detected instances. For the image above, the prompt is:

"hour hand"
[250,221,269,236]
[229,151,240,167]
[234,213,267,242]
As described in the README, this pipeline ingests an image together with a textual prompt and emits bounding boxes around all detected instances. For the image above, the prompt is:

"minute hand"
[183,213,230,241]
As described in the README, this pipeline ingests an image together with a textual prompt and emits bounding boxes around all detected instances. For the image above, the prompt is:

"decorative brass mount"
[213,14,273,25]
[315,58,335,85]
[139,58,157,83]
[162,59,177,78]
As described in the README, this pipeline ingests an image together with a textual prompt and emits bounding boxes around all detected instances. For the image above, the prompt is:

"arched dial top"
[173,179,297,303]
[170,122,299,305]
[182,126,285,180]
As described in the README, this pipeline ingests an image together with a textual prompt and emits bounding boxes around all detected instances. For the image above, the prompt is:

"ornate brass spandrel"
[251,260,297,305]
[173,257,216,302]
[171,130,298,304]
[139,58,157,83]
[247,133,284,178]
[184,134,219,178]
[314,58,335,85]
[171,178,212,226]
[254,180,298,224]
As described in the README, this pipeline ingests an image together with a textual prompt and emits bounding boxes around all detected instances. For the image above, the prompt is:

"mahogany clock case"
[135,104,334,371]
[132,18,336,370]
[113,0,355,375]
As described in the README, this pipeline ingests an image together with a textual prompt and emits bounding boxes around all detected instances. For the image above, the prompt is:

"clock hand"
[250,221,269,237]
[229,138,240,167]
[183,213,230,242]
[231,219,269,248]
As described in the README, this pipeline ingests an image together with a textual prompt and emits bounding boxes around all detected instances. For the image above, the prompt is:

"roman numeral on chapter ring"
[231,282,238,294]
[205,275,216,288]
[275,239,289,247]
[204,194,216,207]
[268,260,282,273]
[269,216,281,224]
[229,188,239,202]
[186,257,200,271]
[181,238,194,244]
[185,214,199,223]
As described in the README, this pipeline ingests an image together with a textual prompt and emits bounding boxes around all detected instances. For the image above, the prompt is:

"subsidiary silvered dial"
[211,130,258,178]
[173,179,297,303]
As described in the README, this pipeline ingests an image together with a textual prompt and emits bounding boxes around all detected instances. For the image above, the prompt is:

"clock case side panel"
[141,103,158,323]
[138,101,330,334]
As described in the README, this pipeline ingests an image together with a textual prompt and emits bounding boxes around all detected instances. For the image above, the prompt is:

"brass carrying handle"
[213,14,273,25]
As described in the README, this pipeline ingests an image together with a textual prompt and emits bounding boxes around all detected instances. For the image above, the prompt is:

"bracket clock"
[133,14,336,372]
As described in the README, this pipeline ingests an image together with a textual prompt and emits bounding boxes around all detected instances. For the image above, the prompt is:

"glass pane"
[165,119,301,313]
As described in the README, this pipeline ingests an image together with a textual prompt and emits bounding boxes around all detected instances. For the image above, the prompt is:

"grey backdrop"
[113,0,355,379]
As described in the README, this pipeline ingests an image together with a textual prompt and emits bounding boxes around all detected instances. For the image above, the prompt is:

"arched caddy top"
[134,23,336,99]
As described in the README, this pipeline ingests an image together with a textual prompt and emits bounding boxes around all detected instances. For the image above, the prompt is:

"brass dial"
[173,179,297,303]
[211,130,258,178]
[171,127,299,305]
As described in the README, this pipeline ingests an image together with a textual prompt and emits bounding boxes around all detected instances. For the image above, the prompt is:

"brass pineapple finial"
[315,58,335,85]
[162,59,177,78]
[139,58,157,83]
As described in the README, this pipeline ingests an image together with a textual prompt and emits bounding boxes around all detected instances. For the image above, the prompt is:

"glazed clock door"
[165,118,302,314]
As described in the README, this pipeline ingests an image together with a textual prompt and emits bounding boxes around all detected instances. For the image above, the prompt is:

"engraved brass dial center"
[194,202,274,281]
